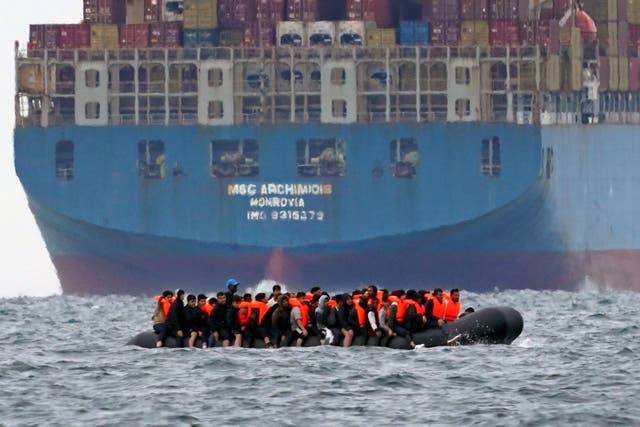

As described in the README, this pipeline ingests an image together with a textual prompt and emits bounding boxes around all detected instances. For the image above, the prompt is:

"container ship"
[13,0,640,295]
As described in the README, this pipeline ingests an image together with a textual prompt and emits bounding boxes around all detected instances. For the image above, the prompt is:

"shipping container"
[306,21,336,46]
[149,21,182,47]
[278,21,305,47]
[257,0,285,23]
[183,0,218,29]
[84,0,126,24]
[337,20,367,46]
[59,24,91,49]
[398,21,431,45]
[287,0,319,22]
[119,23,150,48]
[430,20,460,45]
[619,56,630,91]
[460,0,487,20]
[488,0,520,20]
[144,0,160,21]
[629,57,640,90]
[422,0,460,21]
[244,22,276,47]
[629,23,640,54]
[90,23,119,49]
[520,20,550,47]
[599,57,610,91]
[29,24,60,50]
[182,28,219,47]
[219,29,244,46]
[581,0,617,21]
[489,20,520,46]
[162,0,184,21]
[629,0,640,24]
[347,0,397,28]
[219,0,257,28]
[460,20,489,47]
[366,28,396,47]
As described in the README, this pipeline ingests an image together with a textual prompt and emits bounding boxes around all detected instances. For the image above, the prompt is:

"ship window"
[455,67,470,85]
[138,140,166,179]
[208,68,223,87]
[455,99,471,117]
[332,99,347,118]
[481,137,501,177]
[55,140,74,181]
[296,139,346,177]
[208,101,224,119]
[390,138,418,178]
[85,102,100,119]
[85,69,100,88]
[331,68,346,85]
[210,140,259,178]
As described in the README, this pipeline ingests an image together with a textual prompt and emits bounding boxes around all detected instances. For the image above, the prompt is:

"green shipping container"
[183,0,218,30]
[183,29,220,47]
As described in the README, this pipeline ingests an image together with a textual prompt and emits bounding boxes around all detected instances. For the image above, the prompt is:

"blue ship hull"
[14,122,640,294]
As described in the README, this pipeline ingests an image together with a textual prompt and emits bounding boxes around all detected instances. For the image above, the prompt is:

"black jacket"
[168,298,186,334]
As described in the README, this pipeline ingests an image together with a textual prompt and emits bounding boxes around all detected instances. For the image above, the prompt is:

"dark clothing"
[227,305,241,335]
[271,306,291,346]
[337,305,351,330]
[260,304,278,330]
[167,298,186,336]
[208,304,229,333]
[184,304,207,333]
[404,304,422,333]
[153,323,170,344]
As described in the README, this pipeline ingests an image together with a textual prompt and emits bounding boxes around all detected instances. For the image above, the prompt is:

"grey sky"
[1,2,80,297]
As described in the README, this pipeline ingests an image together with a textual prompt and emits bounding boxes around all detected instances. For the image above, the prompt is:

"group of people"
[151,279,474,349]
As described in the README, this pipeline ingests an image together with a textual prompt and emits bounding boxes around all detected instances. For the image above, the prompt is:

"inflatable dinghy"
[128,306,523,349]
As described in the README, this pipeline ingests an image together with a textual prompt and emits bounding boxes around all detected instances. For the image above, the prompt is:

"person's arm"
[367,310,378,331]
[388,304,398,329]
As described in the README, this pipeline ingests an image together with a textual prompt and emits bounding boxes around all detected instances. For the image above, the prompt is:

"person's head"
[226,278,239,293]
[186,294,196,306]
[208,297,217,306]
[232,294,242,307]
[161,290,173,299]
[296,291,307,301]
[432,288,443,302]
[272,284,281,296]
[197,294,207,306]
[216,291,226,305]
[255,292,266,303]
[278,294,289,308]
[334,294,343,306]
[391,289,405,299]
[343,293,353,306]
[310,286,321,296]
[406,289,417,301]
[450,289,460,303]
[359,295,368,308]
[175,289,185,300]
[381,294,389,306]
[367,285,378,298]
[243,293,252,302]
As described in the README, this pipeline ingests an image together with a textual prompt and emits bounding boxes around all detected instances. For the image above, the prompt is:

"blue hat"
[226,278,239,287]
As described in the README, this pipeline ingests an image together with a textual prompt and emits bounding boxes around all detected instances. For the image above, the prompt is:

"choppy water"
[1,289,639,426]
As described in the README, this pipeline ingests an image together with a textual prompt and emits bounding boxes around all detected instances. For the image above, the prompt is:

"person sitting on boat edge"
[443,289,462,323]
[272,294,292,348]
[184,294,207,348]
[289,293,309,346]
[424,288,446,329]
[227,295,243,347]
[152,289,173,348]
[167,289,186,346]
[208,292,230,347]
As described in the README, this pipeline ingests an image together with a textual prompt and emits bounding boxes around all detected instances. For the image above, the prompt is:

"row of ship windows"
[54,138,501,181]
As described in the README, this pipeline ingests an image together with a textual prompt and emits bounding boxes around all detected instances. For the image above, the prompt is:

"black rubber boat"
[128,306,523,349]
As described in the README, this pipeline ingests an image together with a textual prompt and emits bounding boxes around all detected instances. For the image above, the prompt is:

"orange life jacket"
[328,299,337,308]
[250,300,269,324]
[200,302,214,316]
[154,295,173,318]
[388,295,405,322]
[304,293,314,302]
[288,298,309,328]
[238,301,251,326]
[354,303,366,327]
[443,294,461,322]
[430,296,446,320]
[404,299,422,318]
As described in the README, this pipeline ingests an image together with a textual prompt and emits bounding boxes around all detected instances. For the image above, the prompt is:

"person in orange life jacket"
[336,294,355,347]
[271,294,292,347]
[184,294,206,347]
[307,286,322,302]
[443,289,461,322]
[198,294,213,316]
[247,293,272,347]
[388,290,417,348]
[152,290,174,348]
[424,288,446,329]
[208,292,231,347]
[349,294,368,337]
[196,294,212,346]
[288,292,309,346]
[238,293,252,341]
[267,284,282,307]
[167,289,186,346]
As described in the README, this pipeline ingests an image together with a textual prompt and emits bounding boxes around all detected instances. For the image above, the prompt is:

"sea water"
[0,289,638,426]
